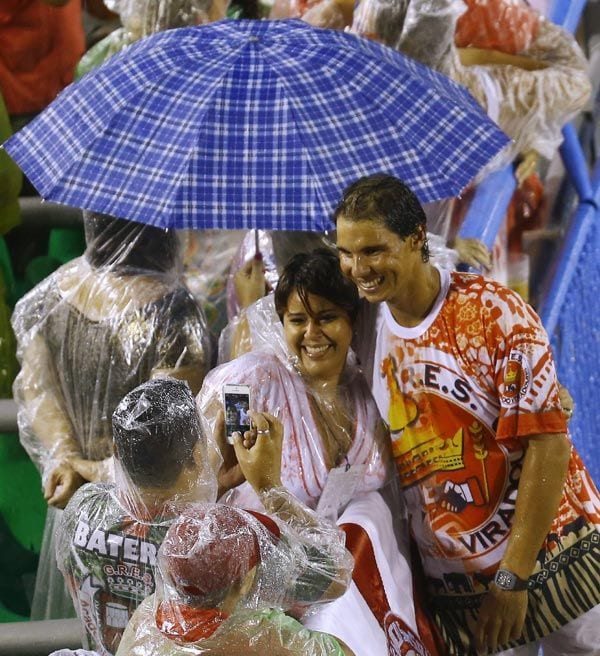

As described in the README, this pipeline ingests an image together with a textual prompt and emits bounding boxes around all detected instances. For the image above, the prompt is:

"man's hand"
[475,586,528,652]
[44,462,85,509]
[233,411,283,492]
[516,150,540,187]
[302,0,351,29]
[558,383,574,422]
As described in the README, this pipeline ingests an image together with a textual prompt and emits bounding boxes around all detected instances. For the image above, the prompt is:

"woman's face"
[283,290,353,386]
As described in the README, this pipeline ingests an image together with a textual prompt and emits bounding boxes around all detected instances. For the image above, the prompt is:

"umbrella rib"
[255,39,507,202]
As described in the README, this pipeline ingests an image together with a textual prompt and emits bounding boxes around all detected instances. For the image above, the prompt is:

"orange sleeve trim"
[496,409,567,441]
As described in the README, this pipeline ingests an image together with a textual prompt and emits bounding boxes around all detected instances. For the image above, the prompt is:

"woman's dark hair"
[332,173,429,262]
[274,249,359,323]
[112,378,200,489]
[83,210,179,274]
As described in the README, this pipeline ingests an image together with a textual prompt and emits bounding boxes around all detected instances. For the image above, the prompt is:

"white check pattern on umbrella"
[5,19,509,231]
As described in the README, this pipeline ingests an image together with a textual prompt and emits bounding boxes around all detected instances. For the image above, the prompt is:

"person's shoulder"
[153,281,199,313]
[205,349,284,384]
[66,481,114,511]
[448,271,544,340]
[11,265,65,331]
[61,482,116,534]
[448,271,529,309]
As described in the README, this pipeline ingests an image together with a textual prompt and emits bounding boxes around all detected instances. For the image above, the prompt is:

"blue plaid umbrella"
[5,19,508,231]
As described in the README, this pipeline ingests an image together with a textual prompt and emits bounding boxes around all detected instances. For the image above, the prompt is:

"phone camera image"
[223,385,251,443]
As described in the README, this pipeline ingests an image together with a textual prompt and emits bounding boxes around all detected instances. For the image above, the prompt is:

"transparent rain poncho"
[352,0,591,164]
[56,378,219,656]
[225,230,333,322]
[182,229,246,338]
[351,0,409,45]
[104,0,227,35]
[116,500,353,655]
[11,211,212,619]
[77,0,229,78]
[202,300,428,653]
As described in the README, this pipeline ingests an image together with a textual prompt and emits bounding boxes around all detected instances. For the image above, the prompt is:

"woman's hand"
[233,412,283,492]
[234,256,268,309]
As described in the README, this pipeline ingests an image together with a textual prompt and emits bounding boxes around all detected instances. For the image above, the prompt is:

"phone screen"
[223,385,251,444]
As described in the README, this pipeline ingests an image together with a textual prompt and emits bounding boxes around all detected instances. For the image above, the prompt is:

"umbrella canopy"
[5,19,509,231]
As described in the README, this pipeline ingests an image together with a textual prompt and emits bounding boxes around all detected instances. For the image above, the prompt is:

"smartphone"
[222,384,252,445]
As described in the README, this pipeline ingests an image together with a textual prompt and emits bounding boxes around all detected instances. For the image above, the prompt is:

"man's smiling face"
[336,216,420,305]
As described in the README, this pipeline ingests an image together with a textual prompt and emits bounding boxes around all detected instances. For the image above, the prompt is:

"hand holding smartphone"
[222,384,252,445]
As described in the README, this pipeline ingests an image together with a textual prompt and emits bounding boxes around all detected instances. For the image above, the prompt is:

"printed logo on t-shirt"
[500,350,532,407]
[381,352,525,564]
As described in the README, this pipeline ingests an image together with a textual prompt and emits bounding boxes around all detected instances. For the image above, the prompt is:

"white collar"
[381,265,450,339]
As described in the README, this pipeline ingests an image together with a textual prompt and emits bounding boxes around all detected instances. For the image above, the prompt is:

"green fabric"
[0,236,15,304]
[253,609,346,656]
[0,432,46,621]
[0,93,22,235]
[48,227,86,264]
[0,269,17,397]
[24,255,61,290]
[0,433,46,553]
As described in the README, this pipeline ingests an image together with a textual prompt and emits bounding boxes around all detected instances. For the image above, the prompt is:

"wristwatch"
[494,568,529,591]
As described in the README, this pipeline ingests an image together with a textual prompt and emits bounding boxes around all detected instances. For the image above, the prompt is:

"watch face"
[495,570,516,589]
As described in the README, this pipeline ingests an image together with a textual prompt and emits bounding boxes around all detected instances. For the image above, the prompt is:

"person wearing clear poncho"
[350,0,590,181]
[56,378,217,656]
[116,409,354,655]
[199,250,431,655]
[11,210,212,619]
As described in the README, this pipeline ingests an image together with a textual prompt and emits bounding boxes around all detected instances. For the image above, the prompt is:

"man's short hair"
[112,378,200,488]
[333,174,429,261]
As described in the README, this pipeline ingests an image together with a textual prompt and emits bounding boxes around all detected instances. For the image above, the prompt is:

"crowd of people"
[1,1,599,656]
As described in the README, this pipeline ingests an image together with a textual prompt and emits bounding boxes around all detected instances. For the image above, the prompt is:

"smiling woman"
[199,249,387,504]
[281,290,353,391]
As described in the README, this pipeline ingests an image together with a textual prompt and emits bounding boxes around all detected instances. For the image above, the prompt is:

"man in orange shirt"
[335,173,600,656]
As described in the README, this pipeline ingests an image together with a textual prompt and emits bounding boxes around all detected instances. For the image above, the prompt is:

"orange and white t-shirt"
[371,268,600,651]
